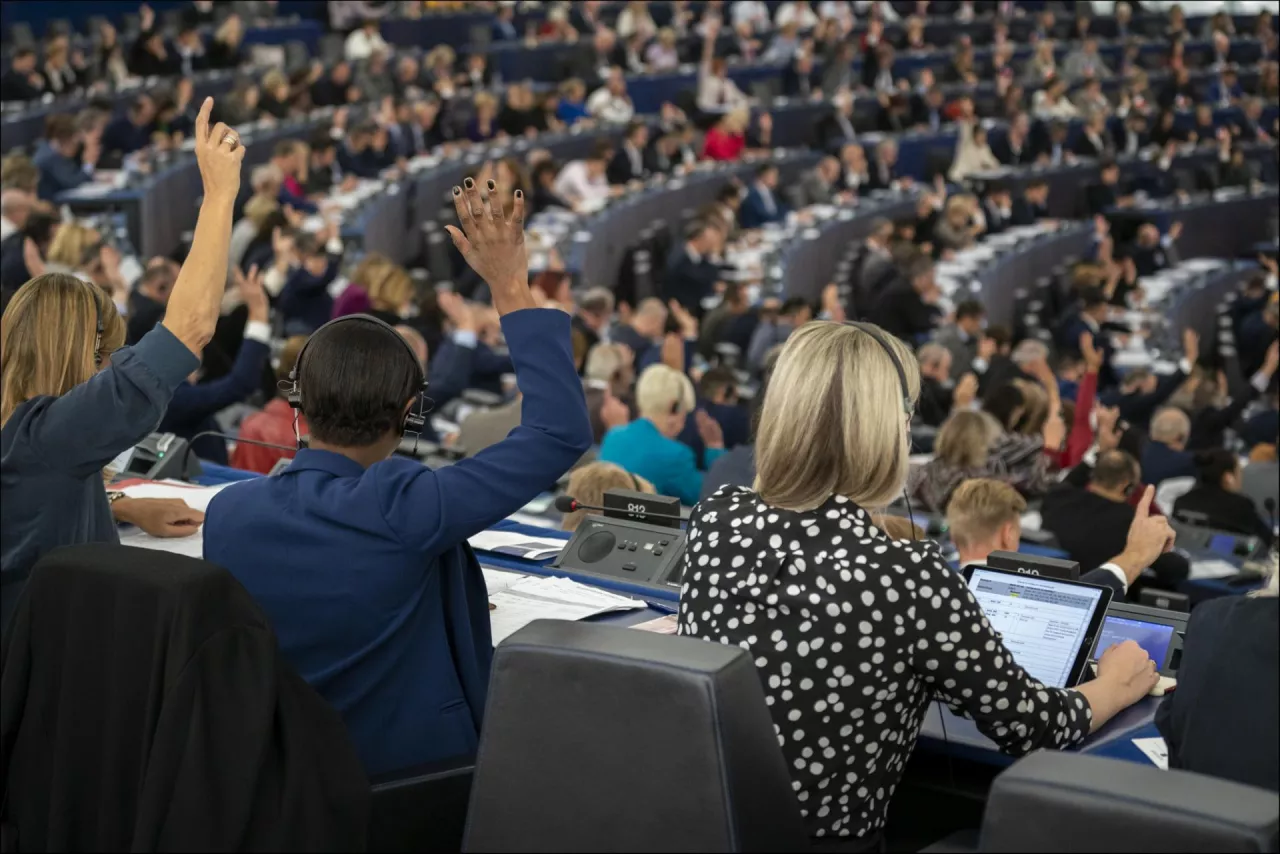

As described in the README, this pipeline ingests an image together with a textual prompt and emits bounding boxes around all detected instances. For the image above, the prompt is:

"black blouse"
[677,487,1092,841]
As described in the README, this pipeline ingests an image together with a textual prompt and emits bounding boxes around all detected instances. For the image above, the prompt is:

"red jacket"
[230,399,306,475]
[702,127,745,162]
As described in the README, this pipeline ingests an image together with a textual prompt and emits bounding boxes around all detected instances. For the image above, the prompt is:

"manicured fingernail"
[452,186,460,195]
[486,179,495,190]
[464,177,474,188]
[514,189,522,198]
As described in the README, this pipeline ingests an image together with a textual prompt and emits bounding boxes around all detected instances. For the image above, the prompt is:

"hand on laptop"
[1095,639,1159,708]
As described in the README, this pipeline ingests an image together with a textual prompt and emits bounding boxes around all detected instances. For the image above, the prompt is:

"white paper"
[482,567,524,596]
[1132,737,1169,770]
[1188,559,1239,580]
[118,525,206,559]
[119,482,232,514]
[487,576,644,645]
[1020,511,1043,532]
[468,530,566,560]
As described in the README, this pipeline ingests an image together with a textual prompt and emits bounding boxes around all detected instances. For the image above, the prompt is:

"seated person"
[1173,449,1274,546]
[560,462,655,532]
[203,179,593,777]
[1142,406,1197,485]
[738,164,788,230]
[909,410,1004,513]
[1155,561,1278,793]
[278,233,341,336]
[1041,449,1190,590]
[598,364,724,505]
[947,478,1176,598]
[231,335,308,474]
[914,343,978,428]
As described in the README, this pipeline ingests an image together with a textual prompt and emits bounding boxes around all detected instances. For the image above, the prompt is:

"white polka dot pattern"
[676,486,1092,840]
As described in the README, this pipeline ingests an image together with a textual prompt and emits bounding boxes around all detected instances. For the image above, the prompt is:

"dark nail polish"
[514,189,523,198]
[452,186,460,195]
[487,180,495,190]
[464,177,474,188]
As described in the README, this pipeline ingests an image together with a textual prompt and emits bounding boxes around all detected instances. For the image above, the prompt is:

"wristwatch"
[107,490,126,505]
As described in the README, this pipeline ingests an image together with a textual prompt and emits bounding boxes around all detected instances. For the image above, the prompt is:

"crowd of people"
[1,1,1279,848]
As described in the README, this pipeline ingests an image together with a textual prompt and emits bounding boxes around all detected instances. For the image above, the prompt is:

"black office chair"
[368,756,475,853]
[463,621,808,853]
[978,751,1279,852]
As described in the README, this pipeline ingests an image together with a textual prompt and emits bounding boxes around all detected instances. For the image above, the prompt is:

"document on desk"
[1188,559,1239,580]
[119,481,232,513]
[468,530,565,561]
[118,526,206,559]
[1132,737,1169,770]
[487,576,645,645]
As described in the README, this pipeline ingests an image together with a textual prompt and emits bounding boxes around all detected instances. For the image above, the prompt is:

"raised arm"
[377,173,591,550]
[162,97,244,357]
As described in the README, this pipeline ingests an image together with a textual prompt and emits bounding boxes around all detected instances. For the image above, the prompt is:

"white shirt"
[585,87,635,123]
[731,0,772,31]
[818,1,855,24]
[775,1,820,29]
[553,160,610,208]
[344,28,388,62]
[696,67,750,113]
[0,216,16,242]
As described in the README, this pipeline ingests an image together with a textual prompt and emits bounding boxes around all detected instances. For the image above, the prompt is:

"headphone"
[287,314,430,446]
[844,321,913,419]
[91,286,104,368]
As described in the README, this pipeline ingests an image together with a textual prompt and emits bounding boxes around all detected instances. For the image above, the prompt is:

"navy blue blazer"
[159,338,270,464]
[737,185,787,230]
[202,309,592,776]
[1141,440,1196,486]
[278,259,340,334]
[33,142,91,201]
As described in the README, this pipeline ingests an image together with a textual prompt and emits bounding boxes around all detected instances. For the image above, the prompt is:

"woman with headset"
[0,99,244,630]
[677,321,1162,849]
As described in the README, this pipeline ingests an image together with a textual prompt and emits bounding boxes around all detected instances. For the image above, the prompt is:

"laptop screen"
[967,568,1106,688]
[1096,615,1176,669]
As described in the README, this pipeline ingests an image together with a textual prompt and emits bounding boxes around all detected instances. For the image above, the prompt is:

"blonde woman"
[679,320,1159,844]
[1154,549,1277,790]
[909,409,1004,513]
[467,91,500,143]
[598,363,724,505]
[0,99,243,630]
[561,462,655,532]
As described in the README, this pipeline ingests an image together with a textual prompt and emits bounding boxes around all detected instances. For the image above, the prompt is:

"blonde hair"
[261,68,288,93]
[45,222,98,269]
[1012,379,1049,435]
[365,262,414,312]
[946,479,1026,551]
[242,194,279,229]
[585,343,630,385]
[722,108,750,134]
[753,321,920,512]
[936,410,1000,469]
[561,462,655,532]
[635,363,695,420]
[474,91,498,112]
[1,273,126,425]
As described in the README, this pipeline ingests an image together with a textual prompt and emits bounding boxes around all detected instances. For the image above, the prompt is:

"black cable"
[180,430,301,479]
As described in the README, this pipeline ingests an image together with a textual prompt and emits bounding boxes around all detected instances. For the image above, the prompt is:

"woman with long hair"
[679,320,1159,845]
[0,99,243,630]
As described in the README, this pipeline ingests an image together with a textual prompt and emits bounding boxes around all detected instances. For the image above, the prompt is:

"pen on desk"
[644,600,678,615]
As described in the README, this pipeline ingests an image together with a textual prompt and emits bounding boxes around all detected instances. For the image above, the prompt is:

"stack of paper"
[468,530,566,561]
[1188,559,1239,580]
[1132,737,1169,770]
[114,482,230,558]
[487,576,645,644]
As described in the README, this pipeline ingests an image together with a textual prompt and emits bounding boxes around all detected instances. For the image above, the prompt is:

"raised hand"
[695,409,724,449]
[953,372,979,409]
[1095,404,1123,452]
[445,174,533,315]
[1112,486,1176,586]
[193,97,244,203]
[1181,327,1199,366]
[437,290,476,332]
[1079,330,1104,373]
[237,264,268,322]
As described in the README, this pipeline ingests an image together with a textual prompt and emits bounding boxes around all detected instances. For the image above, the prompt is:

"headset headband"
[845,321,912,418]
[288,313,429,435]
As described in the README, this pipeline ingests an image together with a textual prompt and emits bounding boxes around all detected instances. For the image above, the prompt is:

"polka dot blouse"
[677,487,1092,840]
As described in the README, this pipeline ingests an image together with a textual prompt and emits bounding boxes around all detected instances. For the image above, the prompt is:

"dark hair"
[589,139,615,162]
[955,299,985,321]
[1092,449,1140,491]
[13,46,36,61]
[625,120,647,140]
[294,232,321,258]
[299,319,423,447]
[985,324,1012,349]
[308,129,336,153]
[755,163,778,179]
[780,297,810,317]
[983,383,1025,431]
[532,160,558,184]
[699,366,738,401]
[45,114,77,143]
[1079,286,1107,310]
[716,184,740,204]
[22,209,60,249]
[1193,448,1238,486]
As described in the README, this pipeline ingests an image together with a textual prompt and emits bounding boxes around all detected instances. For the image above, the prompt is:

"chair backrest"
[463,621,808,853]
[981,751,1279,853]
[1155,476,1196,517]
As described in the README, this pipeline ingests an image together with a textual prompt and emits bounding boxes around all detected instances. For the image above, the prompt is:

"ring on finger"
[221,132,240,149]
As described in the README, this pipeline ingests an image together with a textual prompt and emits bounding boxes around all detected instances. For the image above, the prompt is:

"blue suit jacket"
[160,338,270,464]
[203,309,592,776]
[33,142,91,201]
[1141,440,1197,486]
[737,185,787,230]
[599,417,724,506]
[278,259,340,334]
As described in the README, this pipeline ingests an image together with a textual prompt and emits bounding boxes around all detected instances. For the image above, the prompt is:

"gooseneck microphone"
[553,495,685,521]
[180,431,303,478]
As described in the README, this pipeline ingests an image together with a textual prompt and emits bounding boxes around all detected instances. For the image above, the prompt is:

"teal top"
[598,418,724,506]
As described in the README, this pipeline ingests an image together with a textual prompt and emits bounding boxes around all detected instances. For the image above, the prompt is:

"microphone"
[553,494,685,522]
[180,431,303,479]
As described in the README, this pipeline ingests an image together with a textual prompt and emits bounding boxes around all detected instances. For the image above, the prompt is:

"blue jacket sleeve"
[47,154,91,196]
[472,343,514,378]
[373,309,593,552]
[277,186,318,215]
[6,325,199,478]
[662,443,709,506]
[160,339,270,430]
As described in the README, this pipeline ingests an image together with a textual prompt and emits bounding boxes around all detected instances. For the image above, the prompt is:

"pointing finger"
[1135,484,1154,520]
[195,96,212,144]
